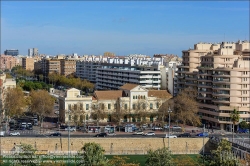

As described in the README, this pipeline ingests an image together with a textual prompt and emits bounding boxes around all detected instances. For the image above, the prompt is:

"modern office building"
[4,49,19,56]
[177,40,250,130]
[28,48,39,57]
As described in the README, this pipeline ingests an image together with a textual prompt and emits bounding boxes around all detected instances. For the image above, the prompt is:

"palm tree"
[230,109,240,142]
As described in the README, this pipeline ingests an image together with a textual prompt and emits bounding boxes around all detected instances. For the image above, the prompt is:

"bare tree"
[91,102,108,126]
[111,98,129,127]
[133,99,151,127]
[172,88,201,128]
[158,99,174,127]
[29,90,55,132]
[70,102,86,127]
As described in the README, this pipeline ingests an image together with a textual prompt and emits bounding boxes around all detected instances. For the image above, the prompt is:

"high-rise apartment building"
[177,40,250,130]
[4,49,19,56]
[28,49,33,57]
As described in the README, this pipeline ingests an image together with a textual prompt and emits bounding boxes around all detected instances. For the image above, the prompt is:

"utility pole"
[68,110,71,166]
[168,107,172,150]
[203,124,205,164]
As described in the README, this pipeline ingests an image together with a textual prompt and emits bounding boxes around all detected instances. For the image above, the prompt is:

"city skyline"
[1,1,249,56]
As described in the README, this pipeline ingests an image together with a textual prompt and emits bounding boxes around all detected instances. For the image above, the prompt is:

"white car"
[9,132,20,136]
[107,133,116,136]
[144,132,155,136]
[65,127,76,132]
[133,131,144,135]
[172,125,181,129]
[165,134,177,138]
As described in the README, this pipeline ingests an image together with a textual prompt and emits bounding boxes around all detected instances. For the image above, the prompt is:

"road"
[3,129,250,139]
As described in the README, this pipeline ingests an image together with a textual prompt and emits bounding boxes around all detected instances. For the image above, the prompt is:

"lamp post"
[168,107,172,149]
[68,110,71,166]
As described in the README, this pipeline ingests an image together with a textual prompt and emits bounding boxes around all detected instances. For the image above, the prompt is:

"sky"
[1,1,249,56]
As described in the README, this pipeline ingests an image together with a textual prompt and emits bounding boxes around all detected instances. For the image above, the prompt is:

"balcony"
[213,78,230,83]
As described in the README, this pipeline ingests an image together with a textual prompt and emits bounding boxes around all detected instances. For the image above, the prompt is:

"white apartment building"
[96,58,162,90]
[76,55,163,90]
[59,83,172,124]
[177,40,250,130]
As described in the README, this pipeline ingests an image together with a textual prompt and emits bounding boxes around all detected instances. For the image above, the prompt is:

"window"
[124,104,128,110]
[138,104,140,110]
[68,104,71,110]
[114,104,117,109]
[133,96,135,99]
[86,104,89,110]
[243,78,248,82]
[243,71,248,75]
[142,103,146,109]
[74,104,77,110]
[136,96,138,99]
[108,104,111,109]
[156,102,160,108]
[80,103,83,110]
[150,103,153,109]
[133,104,136,110]
[243,84,248,88]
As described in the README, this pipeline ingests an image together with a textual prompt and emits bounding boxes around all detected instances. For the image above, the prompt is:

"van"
[0,131,5,137]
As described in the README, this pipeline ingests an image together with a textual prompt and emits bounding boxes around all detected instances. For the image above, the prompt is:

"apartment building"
[177,40,250,130]
[96,64,161,90]
[22,57,34,71]
[59,83,172,124]
[0,55,19,71]
[42,58,61,75]
[22,56,42,71]
[60,59,76,76]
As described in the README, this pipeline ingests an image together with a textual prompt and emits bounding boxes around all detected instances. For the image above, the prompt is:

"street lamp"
[168,107,172,149]
[67,110,71,166]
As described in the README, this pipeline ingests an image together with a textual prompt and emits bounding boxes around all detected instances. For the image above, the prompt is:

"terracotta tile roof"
[120,83,139,90]
[94,90,123,100]
[148,90,172,99]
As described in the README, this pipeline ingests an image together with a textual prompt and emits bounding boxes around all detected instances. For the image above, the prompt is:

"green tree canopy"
[239,121,248,129]
[79,142,109,166]
[210,139,239,166]
[145,147,174,166]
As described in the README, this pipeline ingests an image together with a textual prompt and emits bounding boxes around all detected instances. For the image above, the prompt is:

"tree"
[108,156,139,166]
[158,99,174,127]
[209,139,240,166]
[230,109,240,142]
[91,102,108,126]
[172,88,201,128]
[29,90,55,132]
[239,121,248,129]
[78,142,109,166]
[111,99,129,127]
[145,147,174,166]
[12,143,38,166]
[70,102,85,126]
[4,87,27,117]
[133,99,151,126]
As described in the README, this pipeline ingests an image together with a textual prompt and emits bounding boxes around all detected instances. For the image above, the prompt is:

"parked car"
[178,133,191,137]
[133,131,144,135]
[144,132,155,136]
[50,132,62,136]
[9,132,20,136]
[165,134,177,138]
[65,127,76,132]
[238,128,249,133]
[152,126,163,131]
[164,125,170,129]
[95,133,108,137]
[172,125,181,129]
[196,132,209,137]
[107,133,116,136]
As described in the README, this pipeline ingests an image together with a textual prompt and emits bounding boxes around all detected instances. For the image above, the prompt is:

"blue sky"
[1,1,249,56]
